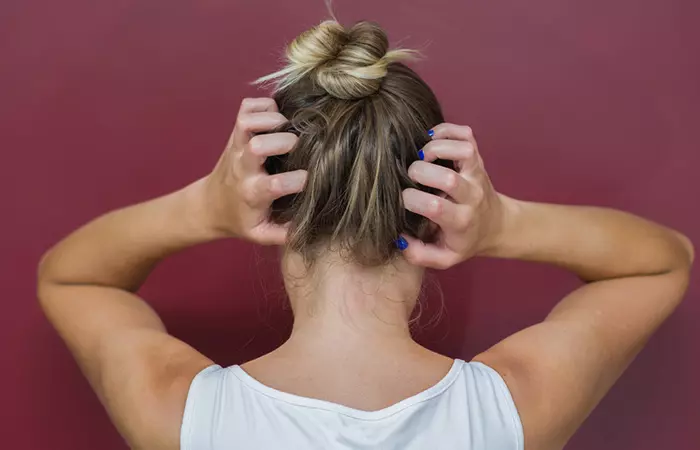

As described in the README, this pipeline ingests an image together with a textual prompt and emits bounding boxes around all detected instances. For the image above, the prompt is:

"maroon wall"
[1,1,698,448]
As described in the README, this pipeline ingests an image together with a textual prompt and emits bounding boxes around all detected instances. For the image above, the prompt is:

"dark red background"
[1,0,698,448]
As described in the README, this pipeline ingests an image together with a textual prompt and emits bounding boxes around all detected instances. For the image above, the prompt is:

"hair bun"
[256,21,417,100]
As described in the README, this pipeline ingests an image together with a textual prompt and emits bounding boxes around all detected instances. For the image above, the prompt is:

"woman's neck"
[280,250,425,355]
[240,250,450,410]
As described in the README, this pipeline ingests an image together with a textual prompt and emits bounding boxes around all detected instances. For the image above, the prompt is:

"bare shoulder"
[99,331,214,450]
[474,270,690,450]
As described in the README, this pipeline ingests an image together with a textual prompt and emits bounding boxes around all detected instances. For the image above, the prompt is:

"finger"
[429,123,476,145]
[241,133,298,172]
[226,99,279,150]
[250,222,289,246]
[420,139,477,166]
[250,170,307,205]
[232,112,289,149]
[400,235,461,270]
[238,97,279,114]
[402,188,472,230]
[407,161,471,204]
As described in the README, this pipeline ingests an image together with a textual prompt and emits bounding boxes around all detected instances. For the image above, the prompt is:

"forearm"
[38,179,222,292]
[486,196,694,281]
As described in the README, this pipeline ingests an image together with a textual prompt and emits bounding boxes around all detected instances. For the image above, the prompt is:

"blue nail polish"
[395,236,409,251]
[427,129,435,138]
[418,149,425,160]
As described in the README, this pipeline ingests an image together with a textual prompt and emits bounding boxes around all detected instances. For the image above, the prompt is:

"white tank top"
[180,359,523,450]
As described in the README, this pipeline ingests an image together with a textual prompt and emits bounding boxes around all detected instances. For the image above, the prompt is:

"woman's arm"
[474,198,692,450]
[402,123,693,450]
[486,198,693,281]
[38,180,220,293]
[37,98,306,450]
[38,182,219,449]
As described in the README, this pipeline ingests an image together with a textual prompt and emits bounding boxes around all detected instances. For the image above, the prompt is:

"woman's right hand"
[401,123,511,269]
[202,98,307,245]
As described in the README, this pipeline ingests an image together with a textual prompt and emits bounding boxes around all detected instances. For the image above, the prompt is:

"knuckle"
[236,116,250,132]
[430,198,443,217]
[461,125,473,137]
[241,97,255,108]
[461,155,479,174]
[471,185,485,203]
[269,175,287,196]
[241,189,256,206]
[231,157,246,177]
[248,135,263,154]
[455,208,472,229]
[463,143,475,158]
[241,179,259,204]
[266,179,279,197]
[443,172,459,193]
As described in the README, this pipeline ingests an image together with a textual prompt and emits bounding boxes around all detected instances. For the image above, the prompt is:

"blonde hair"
[256,20,449,266]
[257,21,417,100]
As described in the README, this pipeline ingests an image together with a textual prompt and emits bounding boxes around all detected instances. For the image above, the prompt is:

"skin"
[38,98,694,450]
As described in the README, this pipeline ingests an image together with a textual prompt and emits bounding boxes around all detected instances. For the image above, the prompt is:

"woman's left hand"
[201,97,307,244]
[400,123,508,269]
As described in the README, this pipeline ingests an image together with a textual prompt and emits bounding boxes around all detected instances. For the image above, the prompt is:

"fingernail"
[395,236,409,251]
[418,149,425,160]
[427,129,435,138]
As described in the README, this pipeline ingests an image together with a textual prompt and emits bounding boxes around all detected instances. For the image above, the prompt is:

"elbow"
[37,247,54,285]
[36,247,58,307]
[673,231,695,270]
[665,232,694,310]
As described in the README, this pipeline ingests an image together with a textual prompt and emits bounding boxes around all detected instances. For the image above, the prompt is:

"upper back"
[180,360,523,450]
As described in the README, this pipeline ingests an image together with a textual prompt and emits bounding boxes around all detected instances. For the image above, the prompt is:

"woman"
[38,20,693,450]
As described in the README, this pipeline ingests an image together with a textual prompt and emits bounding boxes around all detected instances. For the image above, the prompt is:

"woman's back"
[182,359,522,450]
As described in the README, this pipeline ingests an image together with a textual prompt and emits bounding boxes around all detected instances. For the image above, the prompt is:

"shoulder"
[118,342,215,450]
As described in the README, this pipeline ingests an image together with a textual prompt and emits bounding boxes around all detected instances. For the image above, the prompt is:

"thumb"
[251,222,290,246]
[399,235,460,270]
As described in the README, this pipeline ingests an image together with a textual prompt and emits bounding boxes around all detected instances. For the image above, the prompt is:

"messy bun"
[256,20,449,266]
[256,21,417,99]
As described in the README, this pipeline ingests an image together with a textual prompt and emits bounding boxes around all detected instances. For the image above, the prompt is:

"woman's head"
[258,20,447,267]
